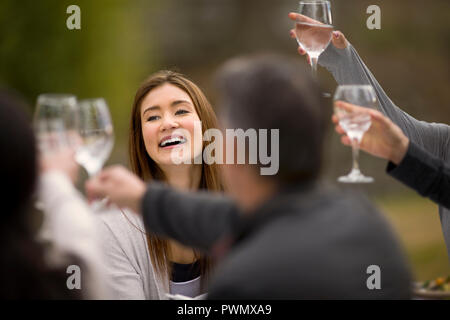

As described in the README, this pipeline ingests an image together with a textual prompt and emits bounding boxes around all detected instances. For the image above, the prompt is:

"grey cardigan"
[319,44,450,259]
[97,207,169,299]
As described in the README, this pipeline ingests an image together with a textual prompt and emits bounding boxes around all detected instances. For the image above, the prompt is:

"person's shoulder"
[96,206,146,242]
[310,185,382,220]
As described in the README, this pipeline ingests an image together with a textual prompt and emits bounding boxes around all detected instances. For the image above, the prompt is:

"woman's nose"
[160,115,179,131]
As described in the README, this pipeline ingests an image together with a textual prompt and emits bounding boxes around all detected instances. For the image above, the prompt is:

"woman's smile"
[158,134,187,149]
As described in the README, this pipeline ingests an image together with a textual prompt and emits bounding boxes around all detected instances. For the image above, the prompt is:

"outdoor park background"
[1,0,449,280]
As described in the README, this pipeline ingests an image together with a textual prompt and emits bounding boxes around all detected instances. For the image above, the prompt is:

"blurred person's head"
[0,89,81,299]
[129,70,221,283]
[0,90,37,225]
[215,54,330,211]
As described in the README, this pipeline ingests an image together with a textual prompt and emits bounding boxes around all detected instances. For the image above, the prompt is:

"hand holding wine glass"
[288,13,348,64]
[333,102,410,166]
[75,98,114,210]
[334,85,378,183]
[39,148,80,183]
[290,1,334,77]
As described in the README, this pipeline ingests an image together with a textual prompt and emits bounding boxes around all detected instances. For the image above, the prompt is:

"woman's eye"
[175,109,189,115]
[147,115,160,121]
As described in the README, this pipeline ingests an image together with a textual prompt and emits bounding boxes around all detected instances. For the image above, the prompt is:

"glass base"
[338,169,374,184]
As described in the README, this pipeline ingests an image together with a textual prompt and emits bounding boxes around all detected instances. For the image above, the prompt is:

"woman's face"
[140,83,203,167]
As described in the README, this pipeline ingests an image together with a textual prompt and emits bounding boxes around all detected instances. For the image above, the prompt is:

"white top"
[169,276,202,298]
[37,171,109,299]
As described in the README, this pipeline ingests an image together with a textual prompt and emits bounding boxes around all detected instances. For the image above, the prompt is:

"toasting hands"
[333,101,410,165]
[288,12,348,63]
[85,165,146,214]
[39,148,79,183]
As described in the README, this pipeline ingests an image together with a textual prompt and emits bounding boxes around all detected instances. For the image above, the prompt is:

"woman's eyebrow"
[142,100,192,115]
[142,105,160,116]
[171,100,192,107]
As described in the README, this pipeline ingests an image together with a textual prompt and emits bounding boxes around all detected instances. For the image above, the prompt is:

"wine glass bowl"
[295,0,333,77]
[334,85,378,183]
[75,98,114,177]
[34,94,79,153]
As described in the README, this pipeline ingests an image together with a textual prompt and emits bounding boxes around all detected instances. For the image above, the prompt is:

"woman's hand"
[39,148,79,183]
[288,12,348,63]
[85,165,146,213]
[332,102,410,165]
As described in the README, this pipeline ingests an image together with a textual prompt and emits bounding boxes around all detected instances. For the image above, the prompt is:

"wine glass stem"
[351,138,360,172]
[310,56,319,79]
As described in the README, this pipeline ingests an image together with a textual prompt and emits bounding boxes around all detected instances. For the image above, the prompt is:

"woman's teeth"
[159,137,186,148]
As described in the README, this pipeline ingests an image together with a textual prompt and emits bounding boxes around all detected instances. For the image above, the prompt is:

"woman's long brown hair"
[129,70,222,288]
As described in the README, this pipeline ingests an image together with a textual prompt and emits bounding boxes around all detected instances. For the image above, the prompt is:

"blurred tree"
[0,0,159,152]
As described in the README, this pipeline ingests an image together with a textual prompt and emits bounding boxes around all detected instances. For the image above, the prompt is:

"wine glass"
[75,98,114,178]
[295,0,333,78]
[33,94,80,210]
[34,94,80,153]
[334,85,378,183]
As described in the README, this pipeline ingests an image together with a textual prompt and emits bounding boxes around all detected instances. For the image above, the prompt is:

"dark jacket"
[141,183,412,299]
[387,141,450,210]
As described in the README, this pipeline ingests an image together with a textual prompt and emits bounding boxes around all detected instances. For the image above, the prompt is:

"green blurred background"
[1,0,449,280]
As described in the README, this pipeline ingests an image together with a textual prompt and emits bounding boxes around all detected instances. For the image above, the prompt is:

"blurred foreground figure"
[333,102,450,210]
[87,55,412,299]
[0,90,81,299]
[0,89,106,299]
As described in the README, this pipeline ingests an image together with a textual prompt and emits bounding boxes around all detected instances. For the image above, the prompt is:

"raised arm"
[333,102,450,209]
[86,165,241,252]
[38,150,108,299]
[288,12,450,159]
[142,183,240,252]
[320,42,450,159]
[387,141,450,210]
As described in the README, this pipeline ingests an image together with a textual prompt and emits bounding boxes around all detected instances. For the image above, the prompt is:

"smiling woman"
[96,70,223,299]
[140,83,203,171]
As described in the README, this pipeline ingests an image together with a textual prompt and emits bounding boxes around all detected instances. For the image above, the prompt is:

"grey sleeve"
[319,44,450,160]
[97,220,146,300]
[141,183,240,252]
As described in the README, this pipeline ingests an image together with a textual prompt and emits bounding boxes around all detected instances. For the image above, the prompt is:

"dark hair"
[0,91,37,218]
[215,54,330,184]
[0,89,81,299]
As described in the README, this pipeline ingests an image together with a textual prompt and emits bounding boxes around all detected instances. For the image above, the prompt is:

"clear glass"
[334,85,378,183]
[75,98,114,177]
[295,0,333,78]
[33,93,79,210]
[33,94,80,153]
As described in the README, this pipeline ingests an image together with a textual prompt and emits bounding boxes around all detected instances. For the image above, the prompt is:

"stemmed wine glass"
[34,94,80,153]
[75,98,114,178]
[294,0,333,78]
[33,93,80,210]
[334,85,378,183]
